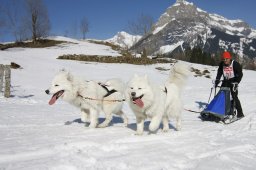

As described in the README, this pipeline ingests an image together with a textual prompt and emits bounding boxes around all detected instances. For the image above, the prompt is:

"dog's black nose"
[131,92,136,97]
[45,89,49,94]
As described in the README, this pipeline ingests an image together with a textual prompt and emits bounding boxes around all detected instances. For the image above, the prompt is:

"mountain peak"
[132,1,256,59]
[153,0,201,34]
[106,31,141,48]
[174,0,193,6]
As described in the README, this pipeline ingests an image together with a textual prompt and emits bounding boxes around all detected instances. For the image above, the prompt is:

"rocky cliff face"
[131,0,256,59]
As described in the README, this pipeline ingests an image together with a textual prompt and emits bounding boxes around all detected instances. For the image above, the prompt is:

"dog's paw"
[122,122,128,127]
[122,118,128,127]
[97,123,108,128]
[134,131,143,136]
[176,127,181,131]
[176,125,181,131]
[84,122,90,127]
[162,128,169,133]
[89,123,97,128]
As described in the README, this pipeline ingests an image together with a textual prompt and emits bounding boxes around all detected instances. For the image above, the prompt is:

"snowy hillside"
[1,38,256,170]
[105,31,142,49]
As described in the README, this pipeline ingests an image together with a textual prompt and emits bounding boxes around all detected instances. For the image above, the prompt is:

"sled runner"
[200,83,240,124]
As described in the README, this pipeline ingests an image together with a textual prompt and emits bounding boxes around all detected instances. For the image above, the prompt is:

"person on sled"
[214,51,244,119]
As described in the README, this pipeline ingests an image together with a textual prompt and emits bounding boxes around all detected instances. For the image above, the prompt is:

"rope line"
[78,94,125,102]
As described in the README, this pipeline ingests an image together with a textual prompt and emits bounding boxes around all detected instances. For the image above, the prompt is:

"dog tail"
[168,62,190,88]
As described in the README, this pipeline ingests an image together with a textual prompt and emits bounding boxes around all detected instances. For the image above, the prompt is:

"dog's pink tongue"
[49,95,57,105]
[134,98,144,108]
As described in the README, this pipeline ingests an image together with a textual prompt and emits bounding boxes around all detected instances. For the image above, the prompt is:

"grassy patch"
[10,62,22,69]
[0,39,66,50]
[191,67,211,79]
[57,54,173,65]
[88,40,121,51]
[155,67,170,71]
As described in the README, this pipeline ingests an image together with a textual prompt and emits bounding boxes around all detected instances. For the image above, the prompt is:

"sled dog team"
[45,62,190,135]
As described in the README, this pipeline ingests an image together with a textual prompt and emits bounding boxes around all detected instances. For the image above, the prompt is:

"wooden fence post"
[4,65,11,98]
[0,64,4,93]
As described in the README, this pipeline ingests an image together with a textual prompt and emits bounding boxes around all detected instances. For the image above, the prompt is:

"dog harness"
[99,84,118,98]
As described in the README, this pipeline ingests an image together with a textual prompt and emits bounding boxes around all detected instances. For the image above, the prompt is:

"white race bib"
[223,61,235,79]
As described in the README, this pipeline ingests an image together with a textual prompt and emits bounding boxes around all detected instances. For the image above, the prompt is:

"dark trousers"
[221,81,244,117]
[231,89,244,117]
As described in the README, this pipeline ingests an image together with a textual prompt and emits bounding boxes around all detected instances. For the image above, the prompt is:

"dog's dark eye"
[55,84,59,87]
[138,88,142,90]
[130,87,133,89]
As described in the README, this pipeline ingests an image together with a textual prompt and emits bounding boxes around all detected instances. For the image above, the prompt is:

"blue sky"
[1,0,256,42]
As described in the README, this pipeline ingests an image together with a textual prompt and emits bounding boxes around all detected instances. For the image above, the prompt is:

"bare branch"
[2,0,27,42]
[127,13,154,35]
[24,0,51,42]
[80,17,89,40]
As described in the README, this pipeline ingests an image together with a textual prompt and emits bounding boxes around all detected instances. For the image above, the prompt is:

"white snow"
[225,30,235,36]
[248,30,256,38]
[209,14,247,35]
[219,39,230,50]
[196,7,207,13]
[208,19,245,34]
[173,0,193,7]
[1,37,256,170]
[106,31,142,49]
[209,14,240,24]
[158,41,184,54]
[153,23,168,35]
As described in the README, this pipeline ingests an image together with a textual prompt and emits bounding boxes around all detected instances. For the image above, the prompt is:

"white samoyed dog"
[126,74,166,135]
[126,62,189,135]
[163,62,190,132]
[98,78,128,127]
[45,70,127,128]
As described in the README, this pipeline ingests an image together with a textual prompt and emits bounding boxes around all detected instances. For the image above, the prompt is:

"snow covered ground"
[0,37,256,170]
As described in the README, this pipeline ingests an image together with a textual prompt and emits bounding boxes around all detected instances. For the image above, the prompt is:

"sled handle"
[208,87,214,104]
[231,82,238,92]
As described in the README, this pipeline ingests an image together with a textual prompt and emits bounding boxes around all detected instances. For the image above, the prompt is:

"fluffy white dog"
[98,78,128,127]
[126,62,189,135]
[163,62,190,131]
[45,70,127,128]
[126,74,166,135]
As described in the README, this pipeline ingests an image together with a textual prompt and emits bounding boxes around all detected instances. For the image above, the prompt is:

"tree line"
[164,47,256,70]
[0,0,89,43]
[0,0,154,44]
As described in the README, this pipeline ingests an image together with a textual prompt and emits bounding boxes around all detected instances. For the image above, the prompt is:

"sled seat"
[201,87,232,121]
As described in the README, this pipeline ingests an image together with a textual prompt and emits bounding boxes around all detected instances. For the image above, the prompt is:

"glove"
[214,80,220,88]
